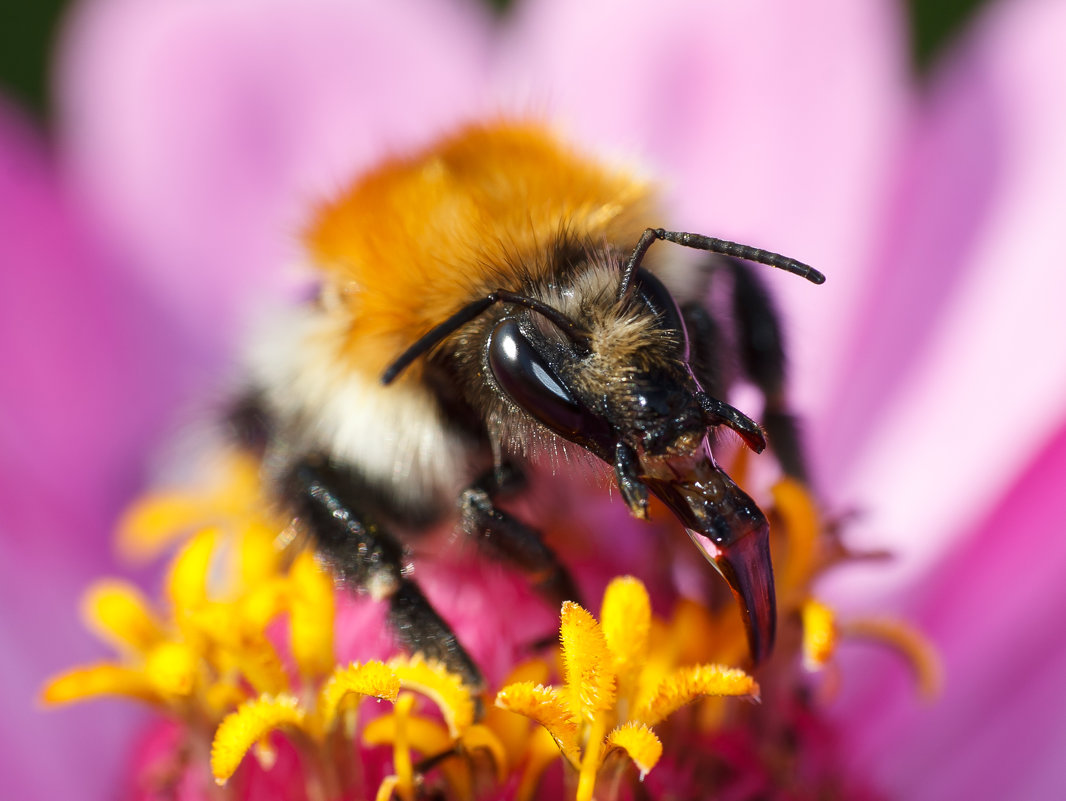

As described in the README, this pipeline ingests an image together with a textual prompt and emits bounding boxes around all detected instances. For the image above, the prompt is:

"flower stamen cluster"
[496,576,759,801]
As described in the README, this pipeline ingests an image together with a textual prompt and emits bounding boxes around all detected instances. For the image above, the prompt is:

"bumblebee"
[237,122,823,688]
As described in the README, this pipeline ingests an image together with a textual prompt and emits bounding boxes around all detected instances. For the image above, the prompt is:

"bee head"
[480,262,776,663]
[381,231,824,664]
[483,266,707,463]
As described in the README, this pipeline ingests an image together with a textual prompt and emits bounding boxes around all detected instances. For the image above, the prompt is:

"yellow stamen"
[637,664,758,725]
[606,720,662,779]
[772,478,821,600]
[388,655,475,736]
[363,707,452,756]
[494,681,580,764]
[239,577,290,632]
[237,522,286,586]
[211,694,307,785]
[166,527,218,613]
[374,775,401,801]
[117,491,217,563]
[80,580,165,655]
[600,576,651,699]
[499,576,760,799]
[666,597,719,666]
[40,663,161,707]
[185,602,289,696]
[318,661,401,732]
[515,726,565,801]
[288,549,336,679]
[366,714,504,800]
[461,724,509,785]
[560,601,617,721]
[842,617,943,700]
[390,693,417,801]
[483,659,552,767]
[204,682,248,718]
[801,598,838,670]
[575,717,607,801]
[253,736,278,771]
[144,641,198,697]
[117,454,264,562]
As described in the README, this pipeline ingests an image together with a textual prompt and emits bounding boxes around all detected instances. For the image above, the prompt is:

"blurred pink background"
[2,0,1065,798]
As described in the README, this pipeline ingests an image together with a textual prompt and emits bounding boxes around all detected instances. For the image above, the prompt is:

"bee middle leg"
[458,462,582,609]
[284,457,485,689]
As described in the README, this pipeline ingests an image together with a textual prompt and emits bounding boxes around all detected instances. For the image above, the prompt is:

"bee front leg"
[458,463,582,609]
[285,458,484,690]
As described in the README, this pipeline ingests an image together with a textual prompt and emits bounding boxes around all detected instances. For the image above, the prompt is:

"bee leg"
[458,463,582,609]
[681,300,728,401]
[285,458,485,690]
[724,257,810,484]
[684,302,771,454]
[697,394,767,454]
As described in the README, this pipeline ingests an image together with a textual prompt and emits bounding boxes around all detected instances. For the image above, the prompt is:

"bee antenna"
[382,289,588,385]
[617,227,825,301]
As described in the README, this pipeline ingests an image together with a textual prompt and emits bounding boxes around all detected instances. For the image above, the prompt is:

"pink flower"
[0,98,193,800]
[819,4,1066,797]
[4,0,1065,798]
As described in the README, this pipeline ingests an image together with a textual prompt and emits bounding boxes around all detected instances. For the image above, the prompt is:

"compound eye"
[634,268,689,360]
[488,319,611,450]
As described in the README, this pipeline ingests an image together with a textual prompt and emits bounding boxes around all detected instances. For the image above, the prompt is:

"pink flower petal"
[819,0,1066,604]
[823,0,1066,796]
[811,40,1006,492]
[496,0,910,414]
[56,0,493,351]
[835,410,1066,800]
[0,97,183,801]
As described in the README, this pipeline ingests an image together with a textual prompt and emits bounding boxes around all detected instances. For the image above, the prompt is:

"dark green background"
[1,0,993,122]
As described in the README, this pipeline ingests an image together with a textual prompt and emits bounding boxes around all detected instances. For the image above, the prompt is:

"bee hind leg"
[284,457,485,690]
[724,256,810,484]
[685,259,811,484]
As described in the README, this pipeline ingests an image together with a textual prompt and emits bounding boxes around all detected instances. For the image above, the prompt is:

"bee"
[237,122,823,689]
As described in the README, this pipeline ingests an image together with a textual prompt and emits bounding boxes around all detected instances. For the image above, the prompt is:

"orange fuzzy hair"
[304,122,657,377]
